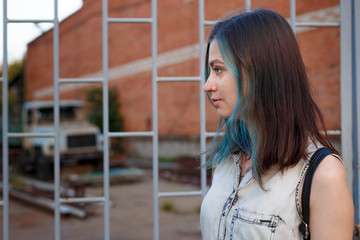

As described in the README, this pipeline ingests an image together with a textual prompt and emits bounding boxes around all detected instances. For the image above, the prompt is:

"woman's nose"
[203,78,216,92]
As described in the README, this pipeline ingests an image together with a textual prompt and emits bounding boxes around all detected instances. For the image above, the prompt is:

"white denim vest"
[200,147,318,240]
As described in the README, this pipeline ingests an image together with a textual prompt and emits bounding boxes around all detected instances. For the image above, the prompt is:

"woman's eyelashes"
[212,66,224,75]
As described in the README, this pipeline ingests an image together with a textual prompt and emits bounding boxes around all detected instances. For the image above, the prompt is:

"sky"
[0,0,83,63]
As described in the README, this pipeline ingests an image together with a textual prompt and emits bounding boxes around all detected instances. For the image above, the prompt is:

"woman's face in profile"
[203,40,238,119]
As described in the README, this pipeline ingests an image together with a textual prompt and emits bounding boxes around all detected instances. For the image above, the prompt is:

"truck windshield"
[37,106,77,123]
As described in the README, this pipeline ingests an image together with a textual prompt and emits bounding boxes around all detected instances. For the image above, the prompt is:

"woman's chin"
[217,109,231,119]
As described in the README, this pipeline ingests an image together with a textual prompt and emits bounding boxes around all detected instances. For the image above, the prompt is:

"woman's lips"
[211,98,221,106]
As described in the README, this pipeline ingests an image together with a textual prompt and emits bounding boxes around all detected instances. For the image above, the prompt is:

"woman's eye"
[213,67,223,75]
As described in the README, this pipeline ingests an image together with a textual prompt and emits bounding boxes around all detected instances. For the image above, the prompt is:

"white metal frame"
[1,0,358,239]
[353,0,360,226]
[339,0,354,190]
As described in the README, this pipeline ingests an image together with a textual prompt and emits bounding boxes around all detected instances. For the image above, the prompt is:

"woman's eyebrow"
[209,59,224,67]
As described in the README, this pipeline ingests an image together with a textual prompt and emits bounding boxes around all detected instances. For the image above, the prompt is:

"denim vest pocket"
[229,208,296,240]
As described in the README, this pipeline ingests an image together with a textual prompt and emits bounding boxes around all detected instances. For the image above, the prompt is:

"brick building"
[25,0,341,158]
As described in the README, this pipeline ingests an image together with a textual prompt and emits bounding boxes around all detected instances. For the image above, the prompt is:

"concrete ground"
[1,174,203,240]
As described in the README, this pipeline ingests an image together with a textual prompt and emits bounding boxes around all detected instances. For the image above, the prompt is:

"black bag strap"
[299,147,333,240]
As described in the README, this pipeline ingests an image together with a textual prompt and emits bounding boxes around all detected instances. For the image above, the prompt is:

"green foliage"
[158,156,178,163]
[0,60,25,83]
[161,202,174,212]
[86,87,125,154]
[159,155,190,163]
[0,59,25,114]
[0,60,25,146]
[86,87,124,133]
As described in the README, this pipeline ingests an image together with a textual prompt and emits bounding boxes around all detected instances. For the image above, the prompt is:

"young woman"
[200,9,354,240]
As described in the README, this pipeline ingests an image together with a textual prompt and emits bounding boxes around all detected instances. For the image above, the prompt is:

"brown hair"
[205,9,338,182]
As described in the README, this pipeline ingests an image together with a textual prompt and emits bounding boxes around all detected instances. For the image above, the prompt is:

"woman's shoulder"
[312,154,347,189]
[309,153,354,239]
[306,141,346,188]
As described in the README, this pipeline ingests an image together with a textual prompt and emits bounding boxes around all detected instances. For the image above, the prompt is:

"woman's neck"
[240,154,252,177]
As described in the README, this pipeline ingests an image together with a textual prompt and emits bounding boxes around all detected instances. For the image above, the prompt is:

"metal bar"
[205,132,218,138]
[245,0,251,11]
[158,190,202,198]
[53,0,61,239]
[109,131,153,137]
[108,18,152,24]
[199,0,207,200]
[151,0,159,238]
[340,0,354,203]
[157,76,201,82]
[8,132,55,138]
[352,0,360,227]
[9,188,87,218]
[204,20,217,26]
[7,19,54,23]
[290,0,296,33]
[60,197,105,203]
[0,201,3,205]
[326,130,342,136]
[59,78,104,84]
[102,1,111,239]
[296,22,340,28]
[355,0,360,228]
[2,0,9,238]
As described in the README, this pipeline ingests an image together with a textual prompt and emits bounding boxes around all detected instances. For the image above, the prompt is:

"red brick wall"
[25,0,341,137]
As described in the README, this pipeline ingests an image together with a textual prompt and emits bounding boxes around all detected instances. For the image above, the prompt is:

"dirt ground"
[0,173,203,240]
